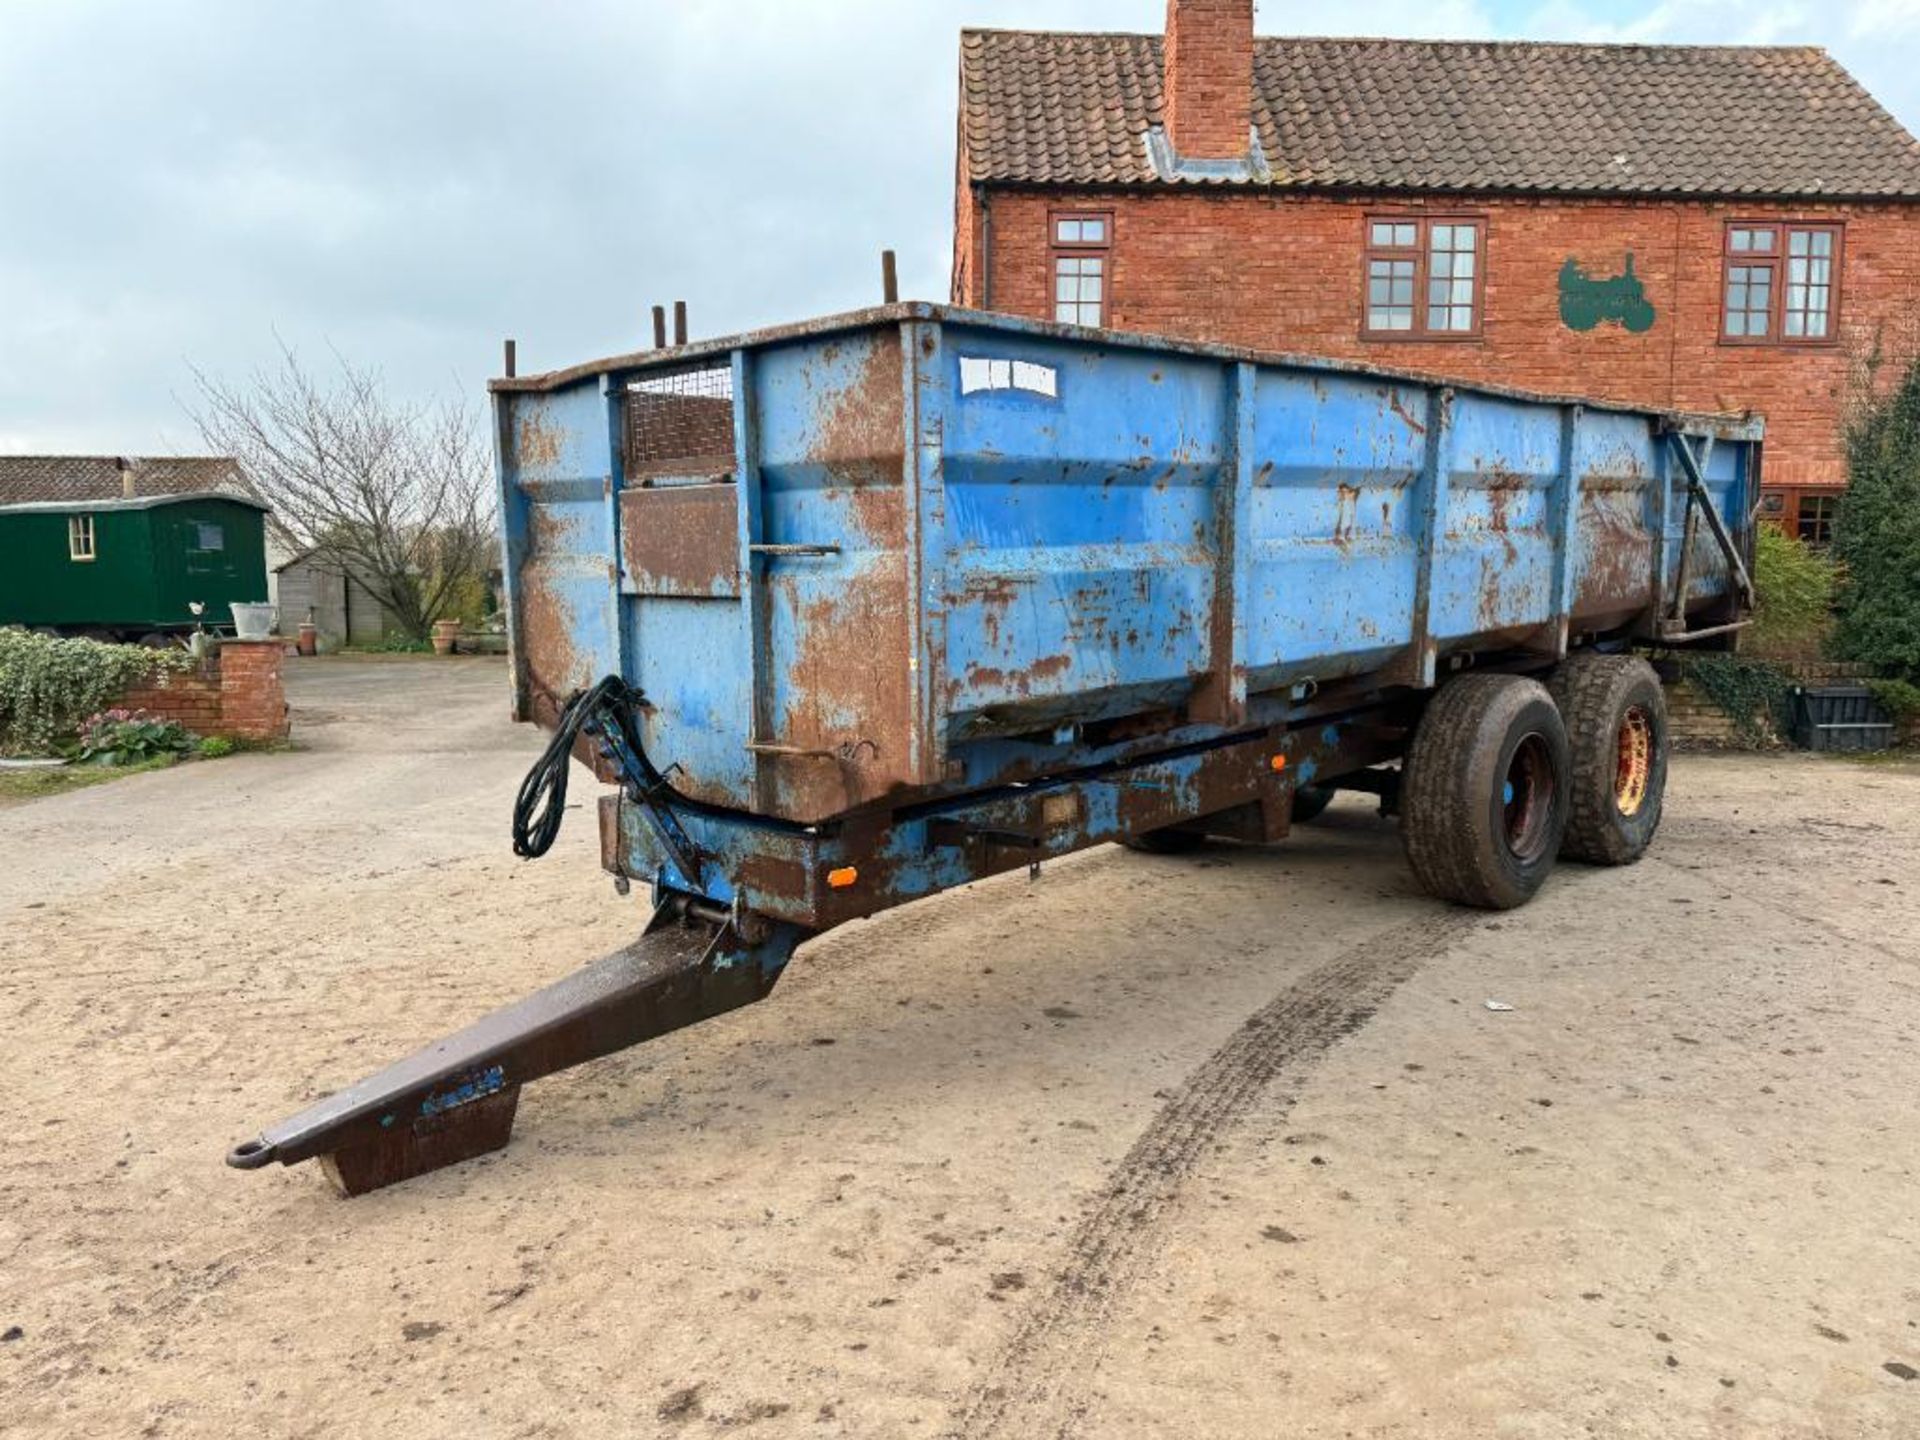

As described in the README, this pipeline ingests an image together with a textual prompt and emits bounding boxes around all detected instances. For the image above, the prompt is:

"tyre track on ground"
[949,906,1484,1440]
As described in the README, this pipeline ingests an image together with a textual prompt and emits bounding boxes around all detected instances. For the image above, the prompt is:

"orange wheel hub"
[1615,706,1653,816]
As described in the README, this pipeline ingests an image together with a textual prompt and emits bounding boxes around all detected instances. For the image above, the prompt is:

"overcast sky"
[2,0,1916,455]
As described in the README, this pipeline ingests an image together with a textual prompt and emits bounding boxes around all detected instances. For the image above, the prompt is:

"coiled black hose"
[511,676,627,858]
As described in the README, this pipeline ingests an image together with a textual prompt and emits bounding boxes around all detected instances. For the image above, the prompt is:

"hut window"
[195,523,225,551]
[68,514,96,561]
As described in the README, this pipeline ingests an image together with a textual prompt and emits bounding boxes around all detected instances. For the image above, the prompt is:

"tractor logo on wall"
[1559,253,1656,333]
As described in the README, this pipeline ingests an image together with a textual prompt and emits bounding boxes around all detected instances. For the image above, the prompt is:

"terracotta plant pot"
[296,622,319,658]
[431,619,461,656]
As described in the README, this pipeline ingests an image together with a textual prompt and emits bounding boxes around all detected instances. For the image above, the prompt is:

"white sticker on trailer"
[959,356,1058,398]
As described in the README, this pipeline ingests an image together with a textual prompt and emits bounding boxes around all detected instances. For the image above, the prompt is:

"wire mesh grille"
[626,365,736,477]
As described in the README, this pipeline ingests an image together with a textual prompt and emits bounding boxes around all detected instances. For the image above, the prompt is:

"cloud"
[0,0,1911,452]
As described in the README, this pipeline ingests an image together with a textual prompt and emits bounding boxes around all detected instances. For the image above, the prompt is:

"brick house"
[951,1,1920,539]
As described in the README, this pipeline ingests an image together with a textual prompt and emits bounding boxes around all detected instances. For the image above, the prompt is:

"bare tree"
[190,341,497,640]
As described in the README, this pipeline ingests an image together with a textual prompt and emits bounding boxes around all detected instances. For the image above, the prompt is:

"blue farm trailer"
[230,303,1759,1193]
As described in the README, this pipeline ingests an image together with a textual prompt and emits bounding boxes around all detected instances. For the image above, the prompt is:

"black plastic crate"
[1790,686,1894,753]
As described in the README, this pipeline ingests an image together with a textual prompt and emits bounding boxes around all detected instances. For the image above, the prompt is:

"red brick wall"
[120,663,222,736]
[119,639,289,742]
[958,186,1920,500]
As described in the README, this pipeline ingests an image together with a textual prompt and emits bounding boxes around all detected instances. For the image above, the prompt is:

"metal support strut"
[1659,430,1755,641]
[226,898,808,1195]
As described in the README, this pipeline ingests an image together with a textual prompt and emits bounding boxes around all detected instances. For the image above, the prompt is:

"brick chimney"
[1162,0,1255,161]
[118,456,136,497]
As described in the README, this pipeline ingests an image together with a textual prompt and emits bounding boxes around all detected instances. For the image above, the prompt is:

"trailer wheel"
[1547,654,1668,865]
[1291,785,1334,824]
[1401,674,1570,910]
[1122,826,1206,855]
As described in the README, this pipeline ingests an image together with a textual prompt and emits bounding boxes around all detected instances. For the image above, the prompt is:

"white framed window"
[68,514,96,561]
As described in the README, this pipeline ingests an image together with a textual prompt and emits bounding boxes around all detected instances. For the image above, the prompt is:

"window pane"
[1370,229,1478,336]
[1750,227,1775,251]
[1731,229,1752,252]
[1810,229,1832,256]
[1726,308,1748,337]
[1081,218,1105,244]
[1789,229,1809,256]
[1786,310,1805,337]
[1055,255,1102,323]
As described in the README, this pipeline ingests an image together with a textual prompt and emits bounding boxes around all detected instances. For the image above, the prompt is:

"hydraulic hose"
[511,676,628,859]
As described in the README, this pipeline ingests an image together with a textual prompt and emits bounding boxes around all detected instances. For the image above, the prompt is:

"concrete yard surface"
[2,657,1918,1438]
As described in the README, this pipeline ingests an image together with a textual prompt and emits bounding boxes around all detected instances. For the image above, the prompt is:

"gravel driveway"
[3,656,1918,1438]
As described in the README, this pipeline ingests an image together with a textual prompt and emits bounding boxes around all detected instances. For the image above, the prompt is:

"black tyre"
[1122,826,1206,855]
[1291,784,1334,824]
[1401,674,1570,910]
[1547,654,1668,865]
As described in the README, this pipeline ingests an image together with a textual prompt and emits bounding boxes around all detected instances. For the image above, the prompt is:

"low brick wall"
[1664,679,1762,749]
[1664,660,1913,751]
[120,638,289,742]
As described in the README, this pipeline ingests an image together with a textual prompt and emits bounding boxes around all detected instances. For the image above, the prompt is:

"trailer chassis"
[227,687,1410,1194]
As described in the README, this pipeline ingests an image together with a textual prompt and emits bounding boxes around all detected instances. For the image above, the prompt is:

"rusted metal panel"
[497,304,1760,831]
[752,327,916,820]
[620,484,741,598]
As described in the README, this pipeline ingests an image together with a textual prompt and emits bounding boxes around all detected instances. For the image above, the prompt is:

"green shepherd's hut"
[0,456,270,641]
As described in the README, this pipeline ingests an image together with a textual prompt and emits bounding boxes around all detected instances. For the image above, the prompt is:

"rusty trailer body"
[229,302,1759,1193]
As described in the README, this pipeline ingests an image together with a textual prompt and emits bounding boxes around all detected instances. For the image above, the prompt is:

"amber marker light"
[827,866,859,889]
[1270,754,1288,772]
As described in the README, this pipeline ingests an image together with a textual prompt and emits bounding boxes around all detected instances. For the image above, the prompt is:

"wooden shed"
[273,548,394,648]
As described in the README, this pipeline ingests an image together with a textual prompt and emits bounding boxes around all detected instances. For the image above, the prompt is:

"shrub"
[199,734,237,759]
[1684,654,1794,746]
[1745,524,1837,658]
[1834,354,1920,678]
[73,708,193,766]
[0,630,194,756]
[364,633,432,654]
[1866,677,1920,721]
